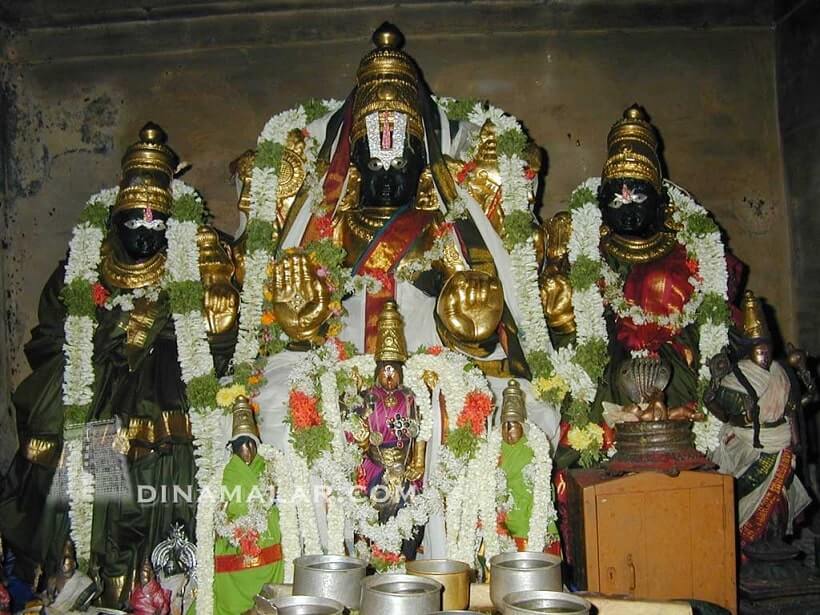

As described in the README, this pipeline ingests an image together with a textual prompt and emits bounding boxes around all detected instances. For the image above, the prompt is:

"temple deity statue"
[252,21,559,461]
[706,291,811,552]
[544,105,742,468]
[213,397,283,615]
[0,124,241,605]
[128,557,171,615]
[347,301,425,562]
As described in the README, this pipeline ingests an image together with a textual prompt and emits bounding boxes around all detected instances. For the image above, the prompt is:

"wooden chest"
[565,469,736,614]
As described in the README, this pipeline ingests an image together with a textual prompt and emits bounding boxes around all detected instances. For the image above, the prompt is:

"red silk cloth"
[615,244,696,353]
[214,543,283,573]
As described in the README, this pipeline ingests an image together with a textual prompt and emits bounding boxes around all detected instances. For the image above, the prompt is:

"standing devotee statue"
[347,301,425,562]
[706,291,811,552]
[0,124,240,606]
[213,397,283,615]
[544,105,738,468]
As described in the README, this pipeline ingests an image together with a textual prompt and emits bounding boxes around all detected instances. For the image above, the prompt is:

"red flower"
[289,390,322,430]
[363,267,395,295]
[315,213,334,239]
[371,545,402,565]
[426,345,443,356]
[524,167,537,180]
[331,337,349,361]
[91,283,109,307]
[457,391,493,436]
[234,528,262,558]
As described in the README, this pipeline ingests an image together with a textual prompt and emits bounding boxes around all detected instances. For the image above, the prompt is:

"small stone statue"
[41,540,97,613]
[213,397,283,615]
[347,301,426,561]
[128,557,171,615]
[706,291,812,551]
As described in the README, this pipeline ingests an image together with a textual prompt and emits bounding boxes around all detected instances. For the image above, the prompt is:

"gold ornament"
[269,250,332,343]
[601,105,662,192]
[501,379,527,424]
[230,396,261,444]
[100,240,166,289]
[375,300,409,363]
[197,227,239,335]
[742,290,771,342]
[229,149,255,215]
[113,122,178,217]
[351,22,424,145]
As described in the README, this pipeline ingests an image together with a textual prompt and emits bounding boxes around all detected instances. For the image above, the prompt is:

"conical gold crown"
[500,379,527,424]
[351,22,424,145]
[601,105,662,191]
[230,396,261,443]
[742,290,771,342]
[113,122,179,216]
[374,300,408,363]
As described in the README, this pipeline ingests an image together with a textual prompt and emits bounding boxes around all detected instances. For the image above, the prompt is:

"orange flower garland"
[457,391,493,436]
[289,390,322,430]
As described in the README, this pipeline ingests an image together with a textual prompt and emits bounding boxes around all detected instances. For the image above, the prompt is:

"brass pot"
[405,559,471,610]
[360,573,443,615]
[293,554,368,609]
[501,590,591,615]
[489,552,562,608]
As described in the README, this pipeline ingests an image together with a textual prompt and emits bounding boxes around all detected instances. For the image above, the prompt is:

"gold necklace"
[601,230,677,264]
[101,241,166,289]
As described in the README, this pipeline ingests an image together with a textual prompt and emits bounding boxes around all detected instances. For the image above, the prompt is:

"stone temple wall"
[0,2,795,467]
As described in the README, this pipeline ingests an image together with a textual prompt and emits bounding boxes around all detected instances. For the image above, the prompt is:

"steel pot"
[293,554,367,609]
[271,595,346,615]
[501,590,591,615]
[360,572,443,615]
[489,551,562,608]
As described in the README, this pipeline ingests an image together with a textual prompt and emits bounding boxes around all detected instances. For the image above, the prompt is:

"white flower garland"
[234,100,343,366]
[65,438,94,568]
[522,421,556,550]
[61,188,118,408]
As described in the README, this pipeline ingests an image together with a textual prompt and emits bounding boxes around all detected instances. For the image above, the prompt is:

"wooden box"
[565,469,737,614]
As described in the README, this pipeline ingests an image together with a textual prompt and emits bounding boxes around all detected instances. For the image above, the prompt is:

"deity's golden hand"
[437,271,504,343]
[270,251,332,342]
[539,266,576,335]
[404,440,427,482]
[204,282,240,335]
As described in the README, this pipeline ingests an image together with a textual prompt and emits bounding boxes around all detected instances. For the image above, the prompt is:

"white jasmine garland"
[63,315,97,407]
[523,421,557,550]
[509,239,553,356]
[65,438,94,568]
[498,155,531,216]
[270,447,300,582]
[475,430,503,564]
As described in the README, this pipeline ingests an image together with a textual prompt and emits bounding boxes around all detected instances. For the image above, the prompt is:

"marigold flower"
[457,391,493,436]
[261,311,276,326]
[289,389,322,430]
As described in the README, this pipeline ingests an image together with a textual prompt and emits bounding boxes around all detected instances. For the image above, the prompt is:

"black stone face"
[597,178,665,238]
[113,209,169,261]
[352,135,426,209]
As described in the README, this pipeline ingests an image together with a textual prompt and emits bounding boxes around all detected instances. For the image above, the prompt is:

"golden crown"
[375,300,408,363]
[742,290,771,342]
[113,122,178,217]
[351,23,424,145]
[230,396,261,444]
[601,105,662,191]
[500,379,527,424]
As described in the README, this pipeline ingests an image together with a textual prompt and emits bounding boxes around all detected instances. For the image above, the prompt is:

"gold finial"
[374,300,408,363]
[113,122,179,217]
[351,23,424,145]
[230,396,261,444]
[742,290,771,342]
[500,379,527,424]
[601,104,662,192]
